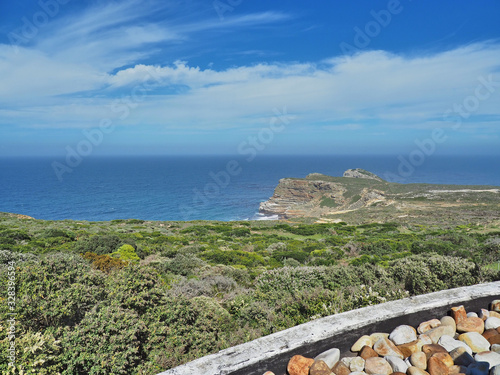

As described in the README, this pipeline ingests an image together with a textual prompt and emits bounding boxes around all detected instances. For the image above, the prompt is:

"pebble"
[370,332,390,345]
[408,366,431,375]
[428,356,450,375]
[459,332,491,353]
[425,326,457,344]
[449,365,467,374]
[452,306,468,324]
[333,360,351,375]
[314,348,340,369]
[390,325,418,345]
[466,362,490,375]
[491,365,500,375]
[287,355,315,375]
[385,355,409,373]
[310,360,334,375]
[469,313,480,318]
[432,353,454,367]
[398,340,424,357]
[439,335,473,355]
[441,316,457,333]
[340,357,353,367]
[450,347,476,367]
[350,372,367,375]
[411,352,428,369]
[373,338,404,359]
[263,372,275,375]
[490,312,500,319]
[364,357,393,375]
[491,301,500,313]
[360,345,379,360]
[475,352,500,369]
[457,318,485,334]
[479,309,490,321]
[352,336,374,351]
[419,319,443,334]
[483,330,499,341]
[350,356,366,372]
[422,344,448,359]
[492,344,500,354]
[486,318,500,331]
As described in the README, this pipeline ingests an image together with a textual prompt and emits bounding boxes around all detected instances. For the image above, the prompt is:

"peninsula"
[259,169,500,225]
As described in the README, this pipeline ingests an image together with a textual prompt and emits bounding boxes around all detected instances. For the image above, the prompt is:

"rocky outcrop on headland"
[343,168,384,181]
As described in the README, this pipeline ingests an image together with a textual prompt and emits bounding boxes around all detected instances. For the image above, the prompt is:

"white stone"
[485,317,500,330]
[341,357,354,367]
[350,356,366,372]
[475,352,500,369]
[352,335,374,351]
[350,372,367,375]
[469,312,480,318]
[314,348,340,369]
[459,332,492,353]
[390,325,417,345]
[492,345,500,354]
[439,334,474,355]
[385,355,409,373]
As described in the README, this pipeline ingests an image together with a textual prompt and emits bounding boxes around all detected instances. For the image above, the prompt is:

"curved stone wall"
[158,281,500,375]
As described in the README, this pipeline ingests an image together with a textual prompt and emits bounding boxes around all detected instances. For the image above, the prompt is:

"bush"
[0,328,63,374]
[82,252,129,274]
[60,304,148,375]
[0,253,106,331]
[111,244,140,262]
[144,296,231,370]
[73,234,123,255]
[106,265,165,315]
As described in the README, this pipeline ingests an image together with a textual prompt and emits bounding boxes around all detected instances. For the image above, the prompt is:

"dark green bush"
[73,234,123,255]
[60,304,148,375]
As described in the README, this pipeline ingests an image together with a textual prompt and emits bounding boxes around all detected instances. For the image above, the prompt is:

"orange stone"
[398,340,422,357]
[287,355,315,375]
[373,338,404,359]
[310,360,333,375]
[427,357,450,375]
[451,306,467,324]
[360,345,379,360]
[483,329,499,340]
[456,317,485,334]
[431,353,454,367]
[488,334,500,345]
[422,344,448,359]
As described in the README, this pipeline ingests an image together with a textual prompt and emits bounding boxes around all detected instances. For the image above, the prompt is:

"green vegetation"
[0,212,499,374]
[320,196,338,208]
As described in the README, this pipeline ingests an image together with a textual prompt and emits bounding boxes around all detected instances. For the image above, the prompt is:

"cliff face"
[259,171,390,219]
[259,169,500,220]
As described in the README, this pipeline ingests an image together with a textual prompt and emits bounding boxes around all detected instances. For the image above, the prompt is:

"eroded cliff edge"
[259,169,500,224]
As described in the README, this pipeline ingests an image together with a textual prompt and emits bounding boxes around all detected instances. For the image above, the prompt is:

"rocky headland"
[259,169,500,225]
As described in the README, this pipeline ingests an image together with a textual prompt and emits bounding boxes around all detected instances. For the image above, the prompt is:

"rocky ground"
[262,301,500,375]
[259,169,500,226]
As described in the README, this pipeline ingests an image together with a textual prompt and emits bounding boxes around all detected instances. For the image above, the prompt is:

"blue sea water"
[0,155,499,222]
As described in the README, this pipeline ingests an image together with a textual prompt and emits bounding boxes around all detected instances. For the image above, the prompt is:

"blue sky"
[0,0,499,157]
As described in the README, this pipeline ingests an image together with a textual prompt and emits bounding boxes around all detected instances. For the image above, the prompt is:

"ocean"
[1,155,499,222]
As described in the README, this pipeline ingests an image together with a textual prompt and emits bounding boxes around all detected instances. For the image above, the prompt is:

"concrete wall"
[158,281,500,375]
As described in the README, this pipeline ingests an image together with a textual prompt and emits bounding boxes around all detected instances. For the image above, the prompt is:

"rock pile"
[263,300,500,375]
